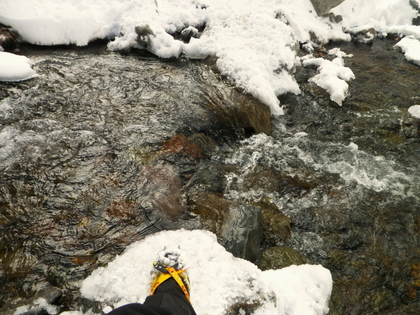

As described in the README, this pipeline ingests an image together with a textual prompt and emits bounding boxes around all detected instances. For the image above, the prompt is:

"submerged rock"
[186,192,263,262]
[220,203,262,263]
[257,246,308,271]
[254,197,292,247]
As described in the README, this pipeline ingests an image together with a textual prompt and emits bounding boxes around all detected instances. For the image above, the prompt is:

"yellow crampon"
[150,266,191,302]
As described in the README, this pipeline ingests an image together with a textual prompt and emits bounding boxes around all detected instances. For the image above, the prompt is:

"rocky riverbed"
[1,36,420,315]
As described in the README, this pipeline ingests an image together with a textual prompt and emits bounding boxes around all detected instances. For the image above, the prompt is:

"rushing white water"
[220,130,420,262]
[224,133,417,198]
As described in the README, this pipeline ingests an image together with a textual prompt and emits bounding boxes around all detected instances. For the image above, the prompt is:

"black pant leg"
[107,303,164,315]
[144,278,197,315]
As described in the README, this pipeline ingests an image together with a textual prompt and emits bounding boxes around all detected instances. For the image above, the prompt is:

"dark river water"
[1,37,420,314]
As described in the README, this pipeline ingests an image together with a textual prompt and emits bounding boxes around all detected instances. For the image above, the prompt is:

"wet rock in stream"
[0,285,62,315]
[257,246,308,270]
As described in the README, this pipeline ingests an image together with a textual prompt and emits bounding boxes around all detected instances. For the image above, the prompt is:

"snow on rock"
[273,0,349,44]
[13,298,58,315]
[302,48,355,105]
[261,265,332,315]
[0,51,38,82]
[1,0,419,113]
[80,229,332,315]
[0,0,127,46]
[182,0,349,114]
[0,0,351,115]
[395,36,420,66]
[408,105,420,118]
[185,0,301,115]
[331,0,420,37]
[106,0,199,58]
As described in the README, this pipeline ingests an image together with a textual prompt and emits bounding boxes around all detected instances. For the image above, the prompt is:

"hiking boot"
[150,247,191,302]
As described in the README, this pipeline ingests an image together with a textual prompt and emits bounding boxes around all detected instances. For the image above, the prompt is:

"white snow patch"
[395,36,420,66]
[13,298,58,315]
[79,229,332,315]
[0,0,352,114]
[408,105,420,118]
[0,0,127,46]
[302,48,355,105]
[0,51,38,82]
[261,265,332,315]
[331,0,420,37]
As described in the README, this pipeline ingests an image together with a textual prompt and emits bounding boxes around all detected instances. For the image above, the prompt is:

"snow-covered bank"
[331,0,420,37]
[1,0,420,111]
[0,51,38,82]
[78,230,332,315]
[0,0,350,114]
[0,0,126,46]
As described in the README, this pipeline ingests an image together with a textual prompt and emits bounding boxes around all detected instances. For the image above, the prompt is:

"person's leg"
[107,247,197,315]
[106,303,165,315]
[144,278,197,315]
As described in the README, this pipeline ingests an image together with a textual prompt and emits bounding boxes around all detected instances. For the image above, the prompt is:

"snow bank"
[2,0,417,112]
[80,230,332,315]
[106,0,349,114]
[0,0,127,46]
[0,51,38,82]
[395,36,420,66]
[0,0,351,114]
[331,0,420,37]
[261,265,332,315]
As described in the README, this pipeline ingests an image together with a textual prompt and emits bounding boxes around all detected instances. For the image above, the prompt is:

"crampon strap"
[150,267,191,302]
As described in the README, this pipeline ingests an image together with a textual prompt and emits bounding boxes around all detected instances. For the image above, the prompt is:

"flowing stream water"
[1,37,420,314]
